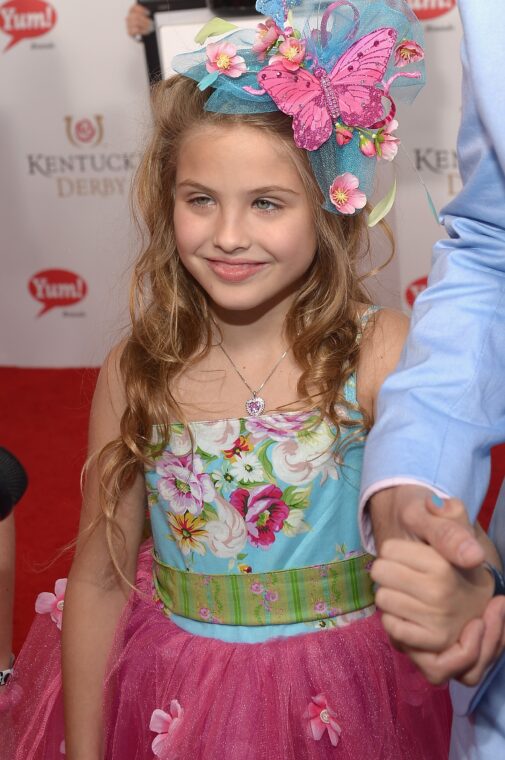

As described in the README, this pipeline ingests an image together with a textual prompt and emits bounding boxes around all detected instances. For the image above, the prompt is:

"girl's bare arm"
[62,349,145,760]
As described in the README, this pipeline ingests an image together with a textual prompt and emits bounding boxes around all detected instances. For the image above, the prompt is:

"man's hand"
[371,486,505,685]
[370,484,484,568]
[399,597,505,686]
[126,4,154,39]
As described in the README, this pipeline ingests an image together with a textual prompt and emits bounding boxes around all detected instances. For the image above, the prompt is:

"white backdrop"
[0,0,460,367]
[0,0,150,366]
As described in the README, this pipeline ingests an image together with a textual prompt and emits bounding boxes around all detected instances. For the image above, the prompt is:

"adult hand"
[399,596,505,686]
[373,492,505,684]
[125,4,154,39]
[370,484,484,568]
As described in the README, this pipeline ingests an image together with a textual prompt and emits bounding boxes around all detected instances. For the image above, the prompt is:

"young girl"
[2,1,497,757]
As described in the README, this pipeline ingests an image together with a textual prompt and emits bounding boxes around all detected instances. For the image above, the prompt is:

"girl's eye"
[190,195,214,207]
[254,198,279,212]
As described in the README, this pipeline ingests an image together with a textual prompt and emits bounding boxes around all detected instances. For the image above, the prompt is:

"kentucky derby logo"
[28,269,87,316]
[407,0,456,21]
[64,115,104,148]
[405,276,428,308]
[0,0,57,52]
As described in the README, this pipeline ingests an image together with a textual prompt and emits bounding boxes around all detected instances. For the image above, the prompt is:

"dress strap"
[152,552,375,626]
[343,305,380,405]
[357,305,380,342]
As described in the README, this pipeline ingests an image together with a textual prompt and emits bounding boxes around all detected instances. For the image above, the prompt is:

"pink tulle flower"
[359,134,377,158]
[252,18,282,61]
[395,39,424,67]
[269,37,306,71]
[306,694,342,747]
[329,173,366,215]
[35,578,67,630]
[150,700,184,758]
[335,124,354,146]
[377,119,400,161]
[206,42,246,78]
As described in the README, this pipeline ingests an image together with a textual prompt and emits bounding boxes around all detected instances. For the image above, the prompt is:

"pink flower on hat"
[206,42,246,78]
[359,133,377,158]
[329,173,367,215]
[269,37,306,72]
[252,18,282,61]
[335,124,354,146]
[395,39,424,67]
[377,119,400,161]
[306,694,342,746]
[150,700,184,758]
[35,578,67,630]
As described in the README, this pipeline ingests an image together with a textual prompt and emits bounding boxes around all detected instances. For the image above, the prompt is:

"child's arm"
[62,347,145,760]
[0,513,15,678]
[371,497,497,654]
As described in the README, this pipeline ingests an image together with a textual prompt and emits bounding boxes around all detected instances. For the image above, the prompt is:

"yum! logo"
[405,276,428,308]
[0,0,57,52]
[28,269,87,316]
[407,0,456,21]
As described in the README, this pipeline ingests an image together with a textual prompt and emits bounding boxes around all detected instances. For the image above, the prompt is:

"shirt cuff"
[358,478,451,555]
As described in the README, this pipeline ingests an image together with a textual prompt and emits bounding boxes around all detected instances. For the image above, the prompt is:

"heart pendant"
[245,395,265,417]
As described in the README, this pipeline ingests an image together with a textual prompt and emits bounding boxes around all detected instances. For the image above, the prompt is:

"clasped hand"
[370,485,505,686]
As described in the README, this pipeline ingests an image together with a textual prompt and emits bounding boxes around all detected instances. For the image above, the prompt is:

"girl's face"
[173,124,317,316]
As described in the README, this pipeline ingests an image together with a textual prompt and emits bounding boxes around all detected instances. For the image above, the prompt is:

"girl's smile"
[173,124,317,316]
[205,259,269,282]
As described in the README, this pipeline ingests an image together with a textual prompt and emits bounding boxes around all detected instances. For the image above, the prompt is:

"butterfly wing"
[330,28,397,127]
[259,64,332,150]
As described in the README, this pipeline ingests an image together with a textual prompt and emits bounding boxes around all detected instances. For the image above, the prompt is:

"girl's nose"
[212,208,251,253]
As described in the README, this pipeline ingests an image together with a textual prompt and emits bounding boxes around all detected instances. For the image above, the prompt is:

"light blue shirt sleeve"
[361,0,505,524]
[360,0,505,729]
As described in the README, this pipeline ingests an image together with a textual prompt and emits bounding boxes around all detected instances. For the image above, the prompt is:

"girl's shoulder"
[359,306,409,357]
[356,306,410,423]
[91,340,129,432]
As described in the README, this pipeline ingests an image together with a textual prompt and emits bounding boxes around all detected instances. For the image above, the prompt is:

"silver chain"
[218,343,289,397]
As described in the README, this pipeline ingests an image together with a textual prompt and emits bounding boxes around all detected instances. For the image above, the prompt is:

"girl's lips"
[206,259,268,282]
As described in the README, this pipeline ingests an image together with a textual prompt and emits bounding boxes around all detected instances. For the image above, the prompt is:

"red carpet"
[0,367,504,654]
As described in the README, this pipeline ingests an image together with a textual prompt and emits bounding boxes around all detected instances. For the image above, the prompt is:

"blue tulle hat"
[173,0,425,219]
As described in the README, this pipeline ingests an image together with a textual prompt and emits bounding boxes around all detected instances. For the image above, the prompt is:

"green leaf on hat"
[194,18,239,45]
[367,179,397,228]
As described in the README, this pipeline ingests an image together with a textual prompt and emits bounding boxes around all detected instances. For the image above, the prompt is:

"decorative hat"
[173,0,425,221]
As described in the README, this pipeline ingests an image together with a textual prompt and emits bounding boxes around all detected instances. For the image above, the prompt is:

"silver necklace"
[218,343,289,417]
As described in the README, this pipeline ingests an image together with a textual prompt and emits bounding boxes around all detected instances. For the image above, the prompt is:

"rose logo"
[64,115,104,148]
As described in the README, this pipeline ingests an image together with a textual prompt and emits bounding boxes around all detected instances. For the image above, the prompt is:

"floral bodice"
[145,376,366,578]
[144,369,374,642]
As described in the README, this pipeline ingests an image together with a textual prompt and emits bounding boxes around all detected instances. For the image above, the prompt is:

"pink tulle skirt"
[1,542,451,759]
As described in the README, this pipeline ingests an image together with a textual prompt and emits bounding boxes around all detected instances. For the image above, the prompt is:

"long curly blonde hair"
[96,74,391,573]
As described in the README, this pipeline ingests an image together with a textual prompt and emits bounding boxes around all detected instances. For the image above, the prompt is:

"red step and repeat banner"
[1,0,460,367]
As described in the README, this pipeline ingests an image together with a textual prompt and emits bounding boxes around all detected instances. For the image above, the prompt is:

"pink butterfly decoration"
[257,27,397,151]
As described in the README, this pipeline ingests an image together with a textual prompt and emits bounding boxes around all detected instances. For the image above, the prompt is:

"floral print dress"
[145,373,374,643]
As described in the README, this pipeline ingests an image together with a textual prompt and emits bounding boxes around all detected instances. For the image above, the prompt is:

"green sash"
[153,552,375,626]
